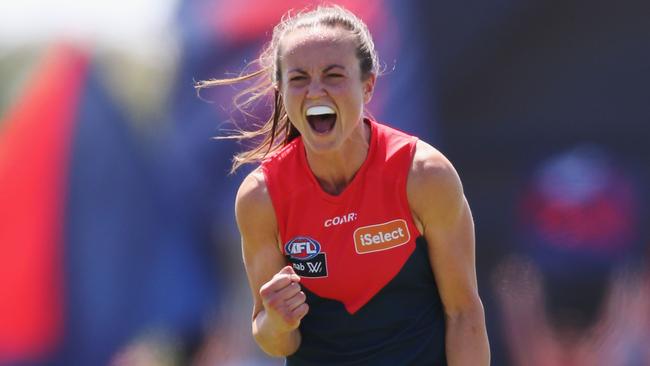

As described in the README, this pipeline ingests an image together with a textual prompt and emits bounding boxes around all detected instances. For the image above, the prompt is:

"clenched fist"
[259,265,309,333]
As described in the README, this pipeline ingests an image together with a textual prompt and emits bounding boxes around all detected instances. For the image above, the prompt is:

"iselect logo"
[353,219,410,254]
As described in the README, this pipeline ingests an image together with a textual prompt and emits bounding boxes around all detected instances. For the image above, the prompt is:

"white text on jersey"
[324,212,358,227]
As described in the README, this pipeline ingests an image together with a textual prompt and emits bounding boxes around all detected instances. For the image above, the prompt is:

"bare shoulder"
[407,140,465,227]
[409,140,463,198]
[235,167,277,237]
[236,168,270,210]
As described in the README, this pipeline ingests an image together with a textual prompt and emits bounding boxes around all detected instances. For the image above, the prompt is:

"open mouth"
[306,105,337,134]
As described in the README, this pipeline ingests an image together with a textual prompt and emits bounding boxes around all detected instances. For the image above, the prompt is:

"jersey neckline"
[297,119,377,204]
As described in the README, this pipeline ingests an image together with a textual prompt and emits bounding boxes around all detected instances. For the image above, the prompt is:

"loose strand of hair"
[266,88,282,156]
[194,68,266,91]
[227,95,289,174]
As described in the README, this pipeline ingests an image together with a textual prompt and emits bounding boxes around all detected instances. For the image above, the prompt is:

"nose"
[306,79,327,99]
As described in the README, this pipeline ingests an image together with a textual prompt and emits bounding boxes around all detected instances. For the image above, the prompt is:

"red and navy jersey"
[261,120,446,365]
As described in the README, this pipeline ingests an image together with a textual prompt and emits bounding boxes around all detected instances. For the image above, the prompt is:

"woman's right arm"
[235,169,309,357]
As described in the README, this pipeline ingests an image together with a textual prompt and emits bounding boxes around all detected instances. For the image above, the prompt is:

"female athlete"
[197,5,490,365]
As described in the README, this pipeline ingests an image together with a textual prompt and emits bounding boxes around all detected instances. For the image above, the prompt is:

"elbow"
[252,315,301,357]
[252,335,291,357]
[444,296,487,328]
[444,297,491,364]
[253,330,299,357]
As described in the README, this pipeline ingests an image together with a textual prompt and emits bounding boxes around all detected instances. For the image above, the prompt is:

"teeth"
[306,106,335,116]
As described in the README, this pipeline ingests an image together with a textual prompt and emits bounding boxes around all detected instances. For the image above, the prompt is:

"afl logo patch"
[284,237,328,278]
[285,237,321,260]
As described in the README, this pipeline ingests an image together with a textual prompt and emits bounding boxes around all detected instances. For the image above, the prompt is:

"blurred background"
[1,0,648,365]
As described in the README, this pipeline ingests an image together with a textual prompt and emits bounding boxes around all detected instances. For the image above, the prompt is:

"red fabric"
[262,121,420,314]
[0,45,87,359]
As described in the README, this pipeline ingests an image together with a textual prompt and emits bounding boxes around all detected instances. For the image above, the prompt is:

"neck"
[305,121,371,195]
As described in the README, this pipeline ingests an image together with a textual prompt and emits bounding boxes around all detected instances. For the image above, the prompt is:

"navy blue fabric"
[287,237,446,366]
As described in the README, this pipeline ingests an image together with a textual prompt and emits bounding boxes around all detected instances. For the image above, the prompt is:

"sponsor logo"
[288,253,328,277]
[324,212,358,227]
[284,236,328,278]
[353,219,411,254]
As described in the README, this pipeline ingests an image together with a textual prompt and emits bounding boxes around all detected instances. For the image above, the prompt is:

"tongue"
[308,114,336,133]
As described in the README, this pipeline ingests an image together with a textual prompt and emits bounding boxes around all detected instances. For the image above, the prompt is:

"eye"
[327,73,344,78]
[290,75,306,82]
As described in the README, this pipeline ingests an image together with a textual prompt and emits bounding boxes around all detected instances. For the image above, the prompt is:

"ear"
[363,73,376,103]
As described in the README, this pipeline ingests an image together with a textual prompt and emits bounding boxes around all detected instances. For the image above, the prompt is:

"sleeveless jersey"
[261,120,447,365]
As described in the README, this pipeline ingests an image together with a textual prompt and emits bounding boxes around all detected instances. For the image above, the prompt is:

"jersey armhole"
[402,137,424,237]
[259,164,286,254]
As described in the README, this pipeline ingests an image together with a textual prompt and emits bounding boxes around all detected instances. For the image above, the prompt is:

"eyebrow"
[323,64,346,73]
[288,64,346,74]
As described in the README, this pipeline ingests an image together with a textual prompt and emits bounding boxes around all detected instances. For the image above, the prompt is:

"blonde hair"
[195,5,380,173]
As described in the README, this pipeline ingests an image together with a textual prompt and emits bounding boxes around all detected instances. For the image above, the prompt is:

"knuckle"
[295,303,309,318]
[287,282,299,295]
[266,297,282,309]
[282,312,294,323]
[259,285,272,298]
[281,310,298,326]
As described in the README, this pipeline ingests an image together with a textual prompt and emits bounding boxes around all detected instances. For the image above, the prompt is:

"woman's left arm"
[407,141,490,366]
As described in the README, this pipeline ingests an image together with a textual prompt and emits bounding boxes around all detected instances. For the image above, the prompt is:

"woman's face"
[278,27,375,154]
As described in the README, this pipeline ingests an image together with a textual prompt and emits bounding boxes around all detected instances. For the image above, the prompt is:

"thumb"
[280,265,300,281]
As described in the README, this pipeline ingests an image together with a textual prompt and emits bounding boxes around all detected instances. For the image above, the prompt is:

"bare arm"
[408,141,490,366]
[235,169,309,357]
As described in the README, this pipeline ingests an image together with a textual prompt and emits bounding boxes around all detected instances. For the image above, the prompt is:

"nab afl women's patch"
[284,236,328,278]
[353,219,411,254]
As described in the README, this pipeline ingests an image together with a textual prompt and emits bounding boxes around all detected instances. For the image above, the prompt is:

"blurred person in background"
[493,145,650,366]
[197,5,489,365]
